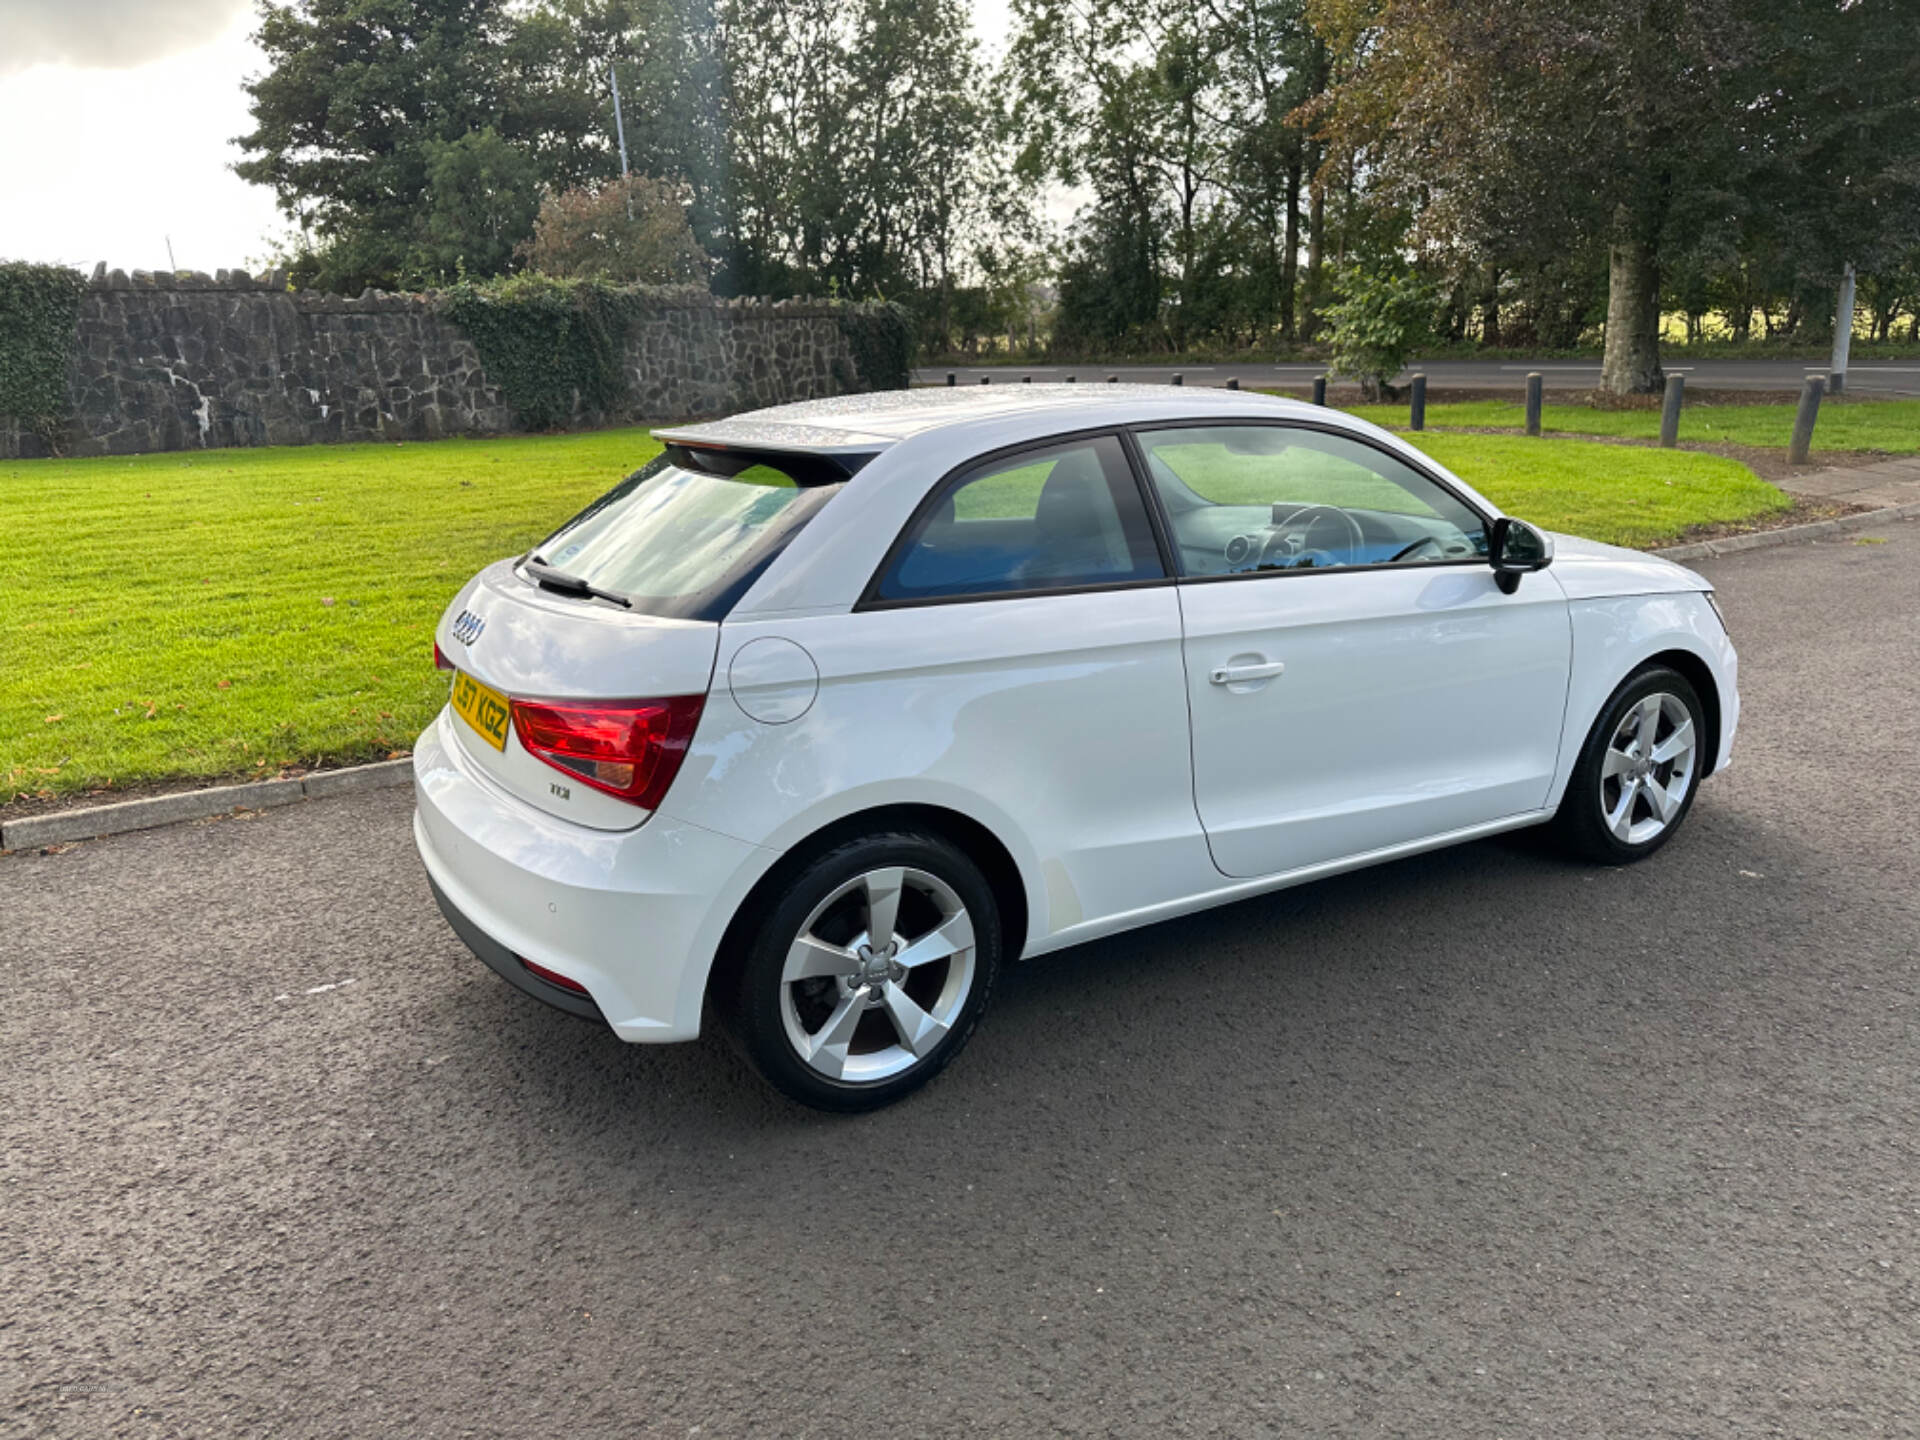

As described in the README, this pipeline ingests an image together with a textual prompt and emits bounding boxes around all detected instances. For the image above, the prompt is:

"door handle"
[1210,660,1286,685]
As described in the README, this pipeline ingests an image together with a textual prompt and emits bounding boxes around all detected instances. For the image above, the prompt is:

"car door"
[1133,421,1571,880]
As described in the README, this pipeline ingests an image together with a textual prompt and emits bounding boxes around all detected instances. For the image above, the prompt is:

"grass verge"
[1343,398,1920,453]
[3,429,662,803]
[3,426,1782,801]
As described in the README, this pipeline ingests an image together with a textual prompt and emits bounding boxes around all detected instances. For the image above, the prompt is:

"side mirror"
[1489,517,1553,594]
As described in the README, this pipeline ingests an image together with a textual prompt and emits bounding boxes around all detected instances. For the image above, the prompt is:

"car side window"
[1135,424,1489,577]
[874,434,1166,602]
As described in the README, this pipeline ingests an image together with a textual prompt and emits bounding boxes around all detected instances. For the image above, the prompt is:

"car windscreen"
[528,447,860,621]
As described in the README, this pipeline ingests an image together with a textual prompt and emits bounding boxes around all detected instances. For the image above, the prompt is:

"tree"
[1305,0,1920,391]
[1322,259,1434,397]
[411,128,545,282]
[236,0,593,291]
[521,175,711,283]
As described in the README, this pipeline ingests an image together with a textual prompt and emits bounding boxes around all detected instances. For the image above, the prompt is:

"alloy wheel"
[1598,691,1698,846]
[778,866,978,1083]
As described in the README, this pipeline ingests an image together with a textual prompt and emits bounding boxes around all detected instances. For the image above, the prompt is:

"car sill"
[1019,810,1554,959]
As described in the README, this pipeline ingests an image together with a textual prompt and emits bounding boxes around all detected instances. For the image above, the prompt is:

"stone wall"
[4,266,873,459]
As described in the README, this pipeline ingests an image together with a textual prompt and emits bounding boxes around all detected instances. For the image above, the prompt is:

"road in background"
[916,358,1920,396]
[6,529,1919,1437]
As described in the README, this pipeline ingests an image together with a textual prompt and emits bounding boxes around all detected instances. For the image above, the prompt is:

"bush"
[520,176,711,286]
[443,275,910,428]
[0,261,87,451]
[441,274,657,430]
[1324,263,1438,400]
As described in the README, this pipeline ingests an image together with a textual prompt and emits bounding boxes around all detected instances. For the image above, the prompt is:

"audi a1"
[416,385,1737,1110]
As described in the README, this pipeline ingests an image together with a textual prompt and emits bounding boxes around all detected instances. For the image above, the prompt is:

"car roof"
[653,383,1325,453]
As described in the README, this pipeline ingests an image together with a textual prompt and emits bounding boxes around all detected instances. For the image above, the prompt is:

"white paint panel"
[1178,565,1572,878]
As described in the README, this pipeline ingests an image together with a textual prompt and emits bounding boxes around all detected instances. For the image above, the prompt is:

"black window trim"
[1124,416,1498,585]
[853,425,1179,613]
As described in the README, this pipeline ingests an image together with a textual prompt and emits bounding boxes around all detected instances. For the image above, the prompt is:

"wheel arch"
[1641,646,1723,776]
[704,802,1033,1005]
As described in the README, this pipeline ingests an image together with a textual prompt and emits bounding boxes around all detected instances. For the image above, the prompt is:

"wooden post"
[1409,373,1427,431]
[1312,375,1327,406]
[1525,373,1543,436]
[946,372,956,387]
[1789,375,1824,464]
[1659,374,1685,448]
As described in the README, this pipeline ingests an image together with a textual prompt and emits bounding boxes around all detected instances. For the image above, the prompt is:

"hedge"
[0,262,87,451]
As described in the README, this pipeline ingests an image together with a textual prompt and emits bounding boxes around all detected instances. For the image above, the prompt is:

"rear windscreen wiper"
[523,556,632,608]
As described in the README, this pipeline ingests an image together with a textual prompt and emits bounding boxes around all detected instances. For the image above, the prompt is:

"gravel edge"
[7,501,1915,854]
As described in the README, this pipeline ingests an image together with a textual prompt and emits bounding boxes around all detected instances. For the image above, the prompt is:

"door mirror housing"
[1489,517,1553,594]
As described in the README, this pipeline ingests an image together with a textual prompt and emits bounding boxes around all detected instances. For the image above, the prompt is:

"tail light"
[509,696,705,808]
[434,641,454,672]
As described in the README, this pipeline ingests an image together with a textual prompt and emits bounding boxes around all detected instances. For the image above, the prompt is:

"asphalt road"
[916,358,1920,396]
[6,527,1919,1438]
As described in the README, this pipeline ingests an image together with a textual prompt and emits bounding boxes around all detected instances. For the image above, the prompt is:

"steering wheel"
[1260,504,1366,570]
[1388,535,1446,563]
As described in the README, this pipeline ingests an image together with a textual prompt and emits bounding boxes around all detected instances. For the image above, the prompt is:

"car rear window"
[530,446,862,621]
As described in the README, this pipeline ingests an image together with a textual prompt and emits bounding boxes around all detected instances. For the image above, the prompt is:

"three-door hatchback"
[416,386,1737,1109]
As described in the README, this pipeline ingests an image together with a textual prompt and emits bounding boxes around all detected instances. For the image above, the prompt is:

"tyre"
[1552,665,1707,864]
[716,829,1002,1111]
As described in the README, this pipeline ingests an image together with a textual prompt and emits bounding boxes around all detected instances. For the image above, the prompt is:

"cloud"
[0,0,252,76]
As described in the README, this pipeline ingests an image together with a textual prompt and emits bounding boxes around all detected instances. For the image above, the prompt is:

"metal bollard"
[1171,373,1183,386]
[946,372,956,387]
[1525,372,1543,436]
[1312,375,1327,406]
[1226,377,1239,390]
[1659,374,1685,448]
[1789,375,1825,464]
[1409,373,1427,431]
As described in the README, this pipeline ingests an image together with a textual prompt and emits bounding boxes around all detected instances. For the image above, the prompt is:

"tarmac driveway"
[4,525,1917,1438]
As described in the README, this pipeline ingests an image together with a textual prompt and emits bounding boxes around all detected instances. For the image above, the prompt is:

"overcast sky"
[0,0,1021,273]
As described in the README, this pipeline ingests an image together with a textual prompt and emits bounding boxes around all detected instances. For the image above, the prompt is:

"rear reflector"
[509,695,705,808]
[434,641,453,672]
[520,956,590,996]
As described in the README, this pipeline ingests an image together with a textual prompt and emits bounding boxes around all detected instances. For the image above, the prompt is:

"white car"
[415,386,1736,1110]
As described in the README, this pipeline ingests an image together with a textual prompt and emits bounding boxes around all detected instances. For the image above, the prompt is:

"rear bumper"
[412,707,770,1042]
[424,871,605,1022]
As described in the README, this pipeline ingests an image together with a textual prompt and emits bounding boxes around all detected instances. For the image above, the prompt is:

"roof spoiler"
[664,440,874,487]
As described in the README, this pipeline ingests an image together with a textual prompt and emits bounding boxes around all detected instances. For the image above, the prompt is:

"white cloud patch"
[0,0,252,76]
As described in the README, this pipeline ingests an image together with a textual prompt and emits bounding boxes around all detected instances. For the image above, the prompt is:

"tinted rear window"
[531,448,856,621]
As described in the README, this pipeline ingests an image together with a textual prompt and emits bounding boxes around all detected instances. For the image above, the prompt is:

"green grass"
[3,429,662,800]
[2,426,1784,799]
[1411,434,1789,545]
[1342,397,1920,453]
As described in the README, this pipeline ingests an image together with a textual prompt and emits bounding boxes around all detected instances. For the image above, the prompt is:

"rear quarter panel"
[656,588,1222,952]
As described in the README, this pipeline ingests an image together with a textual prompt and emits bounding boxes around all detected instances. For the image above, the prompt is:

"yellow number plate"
[450,669,512,752]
